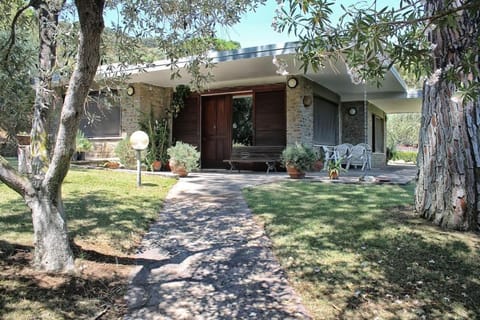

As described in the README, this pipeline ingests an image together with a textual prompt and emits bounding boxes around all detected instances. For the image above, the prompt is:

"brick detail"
[341,101,366,145]
[285,77,314,146]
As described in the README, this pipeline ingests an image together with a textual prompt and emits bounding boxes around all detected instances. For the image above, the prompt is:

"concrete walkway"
[125,165,417,319]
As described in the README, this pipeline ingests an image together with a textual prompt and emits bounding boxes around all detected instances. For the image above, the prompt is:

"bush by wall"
[391,150,417,164]
[114,136,137,169]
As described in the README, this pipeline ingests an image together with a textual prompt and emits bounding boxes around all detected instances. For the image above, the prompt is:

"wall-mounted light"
[287,77,298,89]
[126,85,135,96]
[348,107,357,116]
[303,95,313,107]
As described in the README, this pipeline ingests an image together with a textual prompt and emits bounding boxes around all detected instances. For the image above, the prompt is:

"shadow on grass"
[245,181,480,319]
[0,188,168,254]
[0,240,128,319]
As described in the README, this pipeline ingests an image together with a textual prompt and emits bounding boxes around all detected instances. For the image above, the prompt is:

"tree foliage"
[387,113,421,149]
[0,1,37,140]
[274,0,479,98]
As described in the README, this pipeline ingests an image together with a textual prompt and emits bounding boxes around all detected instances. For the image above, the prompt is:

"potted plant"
[327,157,346,179]
[313,150,325,171]
[74,130,92,161]
[281,142,316,179]
[16,132,31,145]
[139,111,170,171]
[167,141,200,177]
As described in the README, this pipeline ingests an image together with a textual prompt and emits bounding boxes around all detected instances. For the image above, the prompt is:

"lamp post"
[129,131,149,187]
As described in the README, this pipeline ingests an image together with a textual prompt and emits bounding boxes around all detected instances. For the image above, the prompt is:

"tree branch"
[0,156,35,197]
[0,0,41,62]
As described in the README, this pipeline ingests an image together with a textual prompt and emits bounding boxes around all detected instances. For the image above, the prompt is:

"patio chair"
[346,145,367,170]
[356,143,372,169]
[335,143,352,165]
[320,145,337,170]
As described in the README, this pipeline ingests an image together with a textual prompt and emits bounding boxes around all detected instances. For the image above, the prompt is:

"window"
[313,96,339,145]
[232,95,253,146]
[79,92,121,138]
[372,115,385,152]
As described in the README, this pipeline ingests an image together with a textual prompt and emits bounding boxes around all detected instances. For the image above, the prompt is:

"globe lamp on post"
[130,131,149,187]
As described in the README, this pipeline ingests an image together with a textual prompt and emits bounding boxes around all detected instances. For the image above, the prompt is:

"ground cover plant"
[244,182,480,319]
[0,166,176,319]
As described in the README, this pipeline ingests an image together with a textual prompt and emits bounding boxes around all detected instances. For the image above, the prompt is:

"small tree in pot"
[167,142,200,177]
[281,142,316,179]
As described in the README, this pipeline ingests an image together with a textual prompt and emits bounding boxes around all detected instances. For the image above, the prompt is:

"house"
[82,42,421,169]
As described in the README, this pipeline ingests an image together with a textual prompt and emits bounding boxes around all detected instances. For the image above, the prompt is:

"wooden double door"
[173,89,286,169]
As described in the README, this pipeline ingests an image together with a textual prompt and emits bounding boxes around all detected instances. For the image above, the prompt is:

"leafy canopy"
[273,0,480,99]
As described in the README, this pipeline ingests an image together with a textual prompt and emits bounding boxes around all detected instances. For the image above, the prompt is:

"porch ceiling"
[103,42,421,113]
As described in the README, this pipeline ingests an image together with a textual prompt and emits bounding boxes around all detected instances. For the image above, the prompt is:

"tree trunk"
[27,189,74,271]
[415,1,480,230]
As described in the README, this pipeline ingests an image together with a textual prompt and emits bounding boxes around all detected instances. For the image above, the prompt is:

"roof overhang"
[97,42,421,113]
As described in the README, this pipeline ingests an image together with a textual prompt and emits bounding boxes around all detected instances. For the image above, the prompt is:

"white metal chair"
[346,145,367,170]
[356,143,372,169]
[320,145,337,170]
[335,143,352,165]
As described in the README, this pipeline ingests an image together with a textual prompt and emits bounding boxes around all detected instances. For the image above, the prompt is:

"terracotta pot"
[169,161,188,177]
[287,166,305,179]
[313,160,324,171]
[16,134,30,145]
[329,170,339,180]
[152,160,162,171]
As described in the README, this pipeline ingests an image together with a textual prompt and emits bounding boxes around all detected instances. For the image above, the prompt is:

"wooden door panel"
[172,95,200,148]
[254,90,286,146]
[201,95,231,168]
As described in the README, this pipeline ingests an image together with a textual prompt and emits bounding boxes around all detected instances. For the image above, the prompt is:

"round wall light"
[287,77,298,89]
[348,107,357,116]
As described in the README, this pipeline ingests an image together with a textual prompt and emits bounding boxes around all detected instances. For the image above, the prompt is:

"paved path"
[125,173,311,320]
[125,165,417,319]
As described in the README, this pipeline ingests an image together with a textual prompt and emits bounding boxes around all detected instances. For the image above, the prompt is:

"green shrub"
[167,141,200,171]
[391,150,417,164]
[75,130,93,152]
[114,136,137,169]
[281,142,317,171]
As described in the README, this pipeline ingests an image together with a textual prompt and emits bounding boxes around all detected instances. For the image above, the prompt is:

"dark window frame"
[313,96,339,145]
[79,91,121,138]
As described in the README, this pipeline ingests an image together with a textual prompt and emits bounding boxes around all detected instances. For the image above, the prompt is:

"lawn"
[244,181,480,320]
[0,166,176,319]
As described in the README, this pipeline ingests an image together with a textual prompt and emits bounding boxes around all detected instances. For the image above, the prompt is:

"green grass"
[0,167,176,319]
[0,167,176,252]
[244,181,480,320]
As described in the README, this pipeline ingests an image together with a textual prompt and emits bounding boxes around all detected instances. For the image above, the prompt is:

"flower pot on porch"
[169,161,188,177]
[286,165,305,179]
[152,160,162,171]
[329,170,339,180]
[16,134,31,145]
[313,160,324,171]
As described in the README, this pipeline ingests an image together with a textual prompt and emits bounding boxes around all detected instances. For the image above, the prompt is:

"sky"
[218,0,398,48]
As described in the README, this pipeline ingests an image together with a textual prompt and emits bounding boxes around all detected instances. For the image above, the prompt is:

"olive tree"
[0,0,264,272]
[275,0,480,230]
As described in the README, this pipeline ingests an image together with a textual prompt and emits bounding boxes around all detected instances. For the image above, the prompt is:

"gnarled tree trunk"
[415,0,480,230]
[0,0,105,272]
[26,188,74,270]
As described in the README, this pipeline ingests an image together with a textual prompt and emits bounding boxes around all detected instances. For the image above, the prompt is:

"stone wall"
[286,76,313,145]
[86,83,172,159]
[341,101,366,145]
[285,76,340,146]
